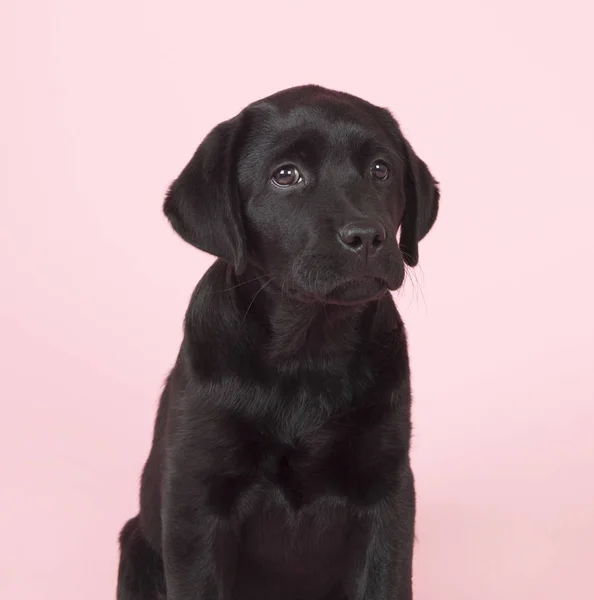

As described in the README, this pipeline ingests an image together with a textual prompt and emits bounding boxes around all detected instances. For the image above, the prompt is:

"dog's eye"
[271,165,302,187]
[370,160,390,181]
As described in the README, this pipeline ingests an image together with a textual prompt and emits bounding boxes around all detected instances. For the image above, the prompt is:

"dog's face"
[164,85,439,306]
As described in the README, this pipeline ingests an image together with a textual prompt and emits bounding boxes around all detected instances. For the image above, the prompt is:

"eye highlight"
[271,165,302,187]
[370,160,390,181]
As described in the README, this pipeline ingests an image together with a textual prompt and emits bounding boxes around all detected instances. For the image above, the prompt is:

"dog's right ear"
[163,113,247,274]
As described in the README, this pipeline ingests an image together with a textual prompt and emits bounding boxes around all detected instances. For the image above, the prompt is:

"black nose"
[338,220,386,258]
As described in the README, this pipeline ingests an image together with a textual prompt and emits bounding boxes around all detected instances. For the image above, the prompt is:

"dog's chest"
[255,374,406,509]
[204,364,408,516]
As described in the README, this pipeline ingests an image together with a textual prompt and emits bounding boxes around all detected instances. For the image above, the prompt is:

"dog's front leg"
[162,456,239,600]
[351,466,416,600]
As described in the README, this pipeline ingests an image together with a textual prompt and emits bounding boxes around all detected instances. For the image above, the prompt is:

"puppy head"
[164,85,439,305]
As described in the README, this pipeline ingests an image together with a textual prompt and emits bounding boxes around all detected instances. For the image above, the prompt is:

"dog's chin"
[285,277,390,307]
[322,277,391,306]
[278,270,402,307]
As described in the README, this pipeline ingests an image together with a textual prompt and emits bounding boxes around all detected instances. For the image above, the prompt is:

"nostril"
[349,235,363,249]
[372,235,383,248]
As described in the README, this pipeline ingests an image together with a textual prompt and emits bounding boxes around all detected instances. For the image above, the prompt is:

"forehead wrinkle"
[268,128,326,157]
[241,106,402,178]
[267,122,388,159]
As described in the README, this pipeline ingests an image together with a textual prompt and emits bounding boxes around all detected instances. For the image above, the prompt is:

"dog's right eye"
[271,165,302,187]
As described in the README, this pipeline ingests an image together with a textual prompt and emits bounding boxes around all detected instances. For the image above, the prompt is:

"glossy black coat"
[116,85,439,600]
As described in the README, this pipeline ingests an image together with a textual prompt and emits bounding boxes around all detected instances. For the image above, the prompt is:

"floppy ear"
[399,138,440,267]
[163,113,247,274]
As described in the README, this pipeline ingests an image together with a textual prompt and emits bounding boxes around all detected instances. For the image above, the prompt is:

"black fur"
[117,85,439,600]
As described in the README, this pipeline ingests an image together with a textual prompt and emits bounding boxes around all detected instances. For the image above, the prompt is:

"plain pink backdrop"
[1,1,593,598]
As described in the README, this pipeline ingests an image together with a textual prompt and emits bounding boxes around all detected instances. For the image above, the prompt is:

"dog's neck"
[231,265,379,366]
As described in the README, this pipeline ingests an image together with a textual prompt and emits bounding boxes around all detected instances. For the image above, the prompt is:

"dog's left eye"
[370,160,390,181]
[271,165,302,187]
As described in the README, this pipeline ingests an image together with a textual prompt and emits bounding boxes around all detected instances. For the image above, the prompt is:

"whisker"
[404,264,427,314]
[241,277,274,325]
[207,274,265,295]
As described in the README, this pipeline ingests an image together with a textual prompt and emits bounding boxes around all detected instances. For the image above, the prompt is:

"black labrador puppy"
[117,84,439,600]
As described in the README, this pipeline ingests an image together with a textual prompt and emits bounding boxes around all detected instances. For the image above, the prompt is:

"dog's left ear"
[163,113,247,274]
[398,137,440,267]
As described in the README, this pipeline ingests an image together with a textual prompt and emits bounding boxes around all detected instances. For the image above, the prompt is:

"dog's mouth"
[286,276,390,306]
[263,261,402,306]
[322,277,390,306]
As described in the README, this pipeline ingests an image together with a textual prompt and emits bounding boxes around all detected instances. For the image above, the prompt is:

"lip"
[275,276,392,307]
[321,277,390,306]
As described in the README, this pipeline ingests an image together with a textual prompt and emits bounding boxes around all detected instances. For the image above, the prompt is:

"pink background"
[2,1,593,598]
